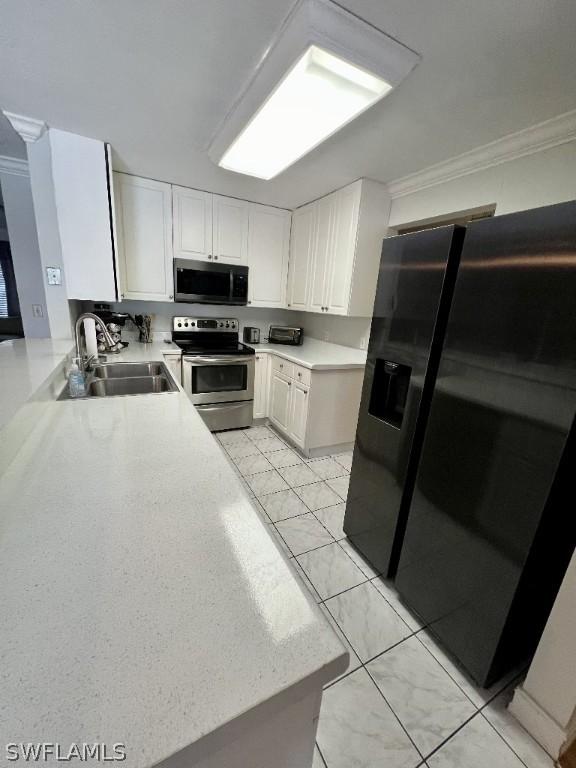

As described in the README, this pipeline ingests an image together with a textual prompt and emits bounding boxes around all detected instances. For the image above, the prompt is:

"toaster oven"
[268,326,304,345]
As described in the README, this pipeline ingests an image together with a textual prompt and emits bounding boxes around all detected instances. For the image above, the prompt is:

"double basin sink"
[60,361,178,399]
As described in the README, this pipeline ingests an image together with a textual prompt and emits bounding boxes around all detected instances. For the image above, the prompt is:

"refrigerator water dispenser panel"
[369,360,412,428]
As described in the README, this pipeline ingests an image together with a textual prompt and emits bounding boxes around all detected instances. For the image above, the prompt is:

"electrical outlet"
[46,267,62,285]
[32,304,44,318]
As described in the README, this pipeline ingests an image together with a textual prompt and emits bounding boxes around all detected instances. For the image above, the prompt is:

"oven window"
[177,267,230,299]
[192,364,247,394]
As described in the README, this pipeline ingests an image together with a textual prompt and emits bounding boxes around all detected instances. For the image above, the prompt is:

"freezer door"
[344,225,464,576]
[396,200,576,687]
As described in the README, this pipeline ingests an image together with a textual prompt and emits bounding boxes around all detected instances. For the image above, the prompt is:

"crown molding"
[0,154,29,177]
[3,111,47,144]
[388,109,576,199]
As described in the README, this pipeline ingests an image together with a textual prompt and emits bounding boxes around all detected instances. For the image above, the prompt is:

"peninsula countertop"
[0,342,347,767]
[249,337,367,370]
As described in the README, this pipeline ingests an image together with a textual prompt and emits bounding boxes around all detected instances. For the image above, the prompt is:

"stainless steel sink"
[58,360,178,400]
[88,375,175,397]
[92,362,165,378]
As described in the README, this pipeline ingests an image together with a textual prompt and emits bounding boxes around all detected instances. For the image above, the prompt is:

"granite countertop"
[249,337,367,370]
[0,341,347,768]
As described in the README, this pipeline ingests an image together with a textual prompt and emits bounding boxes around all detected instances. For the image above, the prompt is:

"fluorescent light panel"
[219,45,392,180]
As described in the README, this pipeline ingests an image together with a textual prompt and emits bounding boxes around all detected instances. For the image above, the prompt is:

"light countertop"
[0,337,74,433]
[0,341,347,767]
[248,337,367,370]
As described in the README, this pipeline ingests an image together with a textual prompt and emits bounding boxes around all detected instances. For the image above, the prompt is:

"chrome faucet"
[75,312,122,371]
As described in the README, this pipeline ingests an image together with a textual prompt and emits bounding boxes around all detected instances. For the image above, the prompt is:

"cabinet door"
[213,195,249,264]
[115,174,173,301]
[247,204,291,308]
[286,203,315,310]
[50,131,117,301]
[325,182,361,315]
[173,186,213,261]
[309,194,336,313]
[269,371,292,433]
[289,380,309,447]
[253,353,270,419]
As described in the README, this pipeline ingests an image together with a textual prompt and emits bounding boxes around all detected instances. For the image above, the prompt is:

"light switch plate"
[32,304,44,318]
[46,267,62,285]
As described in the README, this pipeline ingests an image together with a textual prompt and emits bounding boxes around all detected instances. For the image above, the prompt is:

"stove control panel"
[172,317,238,332]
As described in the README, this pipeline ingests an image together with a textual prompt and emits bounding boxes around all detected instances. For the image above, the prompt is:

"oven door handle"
[183,356,254,365]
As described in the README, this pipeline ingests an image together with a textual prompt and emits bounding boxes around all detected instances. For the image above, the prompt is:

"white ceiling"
[1,0,575,209]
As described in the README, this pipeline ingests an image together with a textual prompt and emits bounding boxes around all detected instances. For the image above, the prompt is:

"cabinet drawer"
[272,356,294,379]
[292,363,311,386]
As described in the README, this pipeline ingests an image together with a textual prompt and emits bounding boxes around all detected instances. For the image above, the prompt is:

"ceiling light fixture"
[209,0,420,180]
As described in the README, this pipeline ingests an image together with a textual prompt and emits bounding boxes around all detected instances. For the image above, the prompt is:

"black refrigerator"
[343,224,465,576]
[344,203,576,686]
[345,200,576,687]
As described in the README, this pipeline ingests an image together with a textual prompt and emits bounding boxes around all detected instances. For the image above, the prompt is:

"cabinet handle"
[288,381,292,386]
[208,255,212,260]
[304,390,308,396]
[169,294,173,299]
[297,372,301,378]
[214,255,218,261]
[121,293,125,299]
[247,300,251,305]
[287,303,291,307]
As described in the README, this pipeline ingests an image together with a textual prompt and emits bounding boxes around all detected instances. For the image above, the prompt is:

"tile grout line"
[223,431,531,768]
[478,705,541,768]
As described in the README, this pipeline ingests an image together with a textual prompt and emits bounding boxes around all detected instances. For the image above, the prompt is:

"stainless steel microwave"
[174,259,248,305]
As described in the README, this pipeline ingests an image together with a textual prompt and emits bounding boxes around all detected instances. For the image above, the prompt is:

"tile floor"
[217,424,554,768]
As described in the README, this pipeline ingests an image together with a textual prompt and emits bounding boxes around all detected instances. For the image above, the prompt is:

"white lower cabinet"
[253,353,271,419]
[288,380,309,447]
[269,370,292,433]
[261,355,364,456]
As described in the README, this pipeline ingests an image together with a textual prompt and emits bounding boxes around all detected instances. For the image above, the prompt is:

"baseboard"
[509,687,568,758]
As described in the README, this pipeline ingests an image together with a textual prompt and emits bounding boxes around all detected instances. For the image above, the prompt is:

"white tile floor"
[217,425,554,768]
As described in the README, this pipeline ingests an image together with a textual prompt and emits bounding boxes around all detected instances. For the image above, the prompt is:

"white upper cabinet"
[289,179,391,317]
[173,186,212,261]
[49,130,118,301]
[114,174,174,301]
[212,195,249,264]
[325,182,361,314]
[309,194,336,314]
[286,203,316,310]
[247,204,291,308]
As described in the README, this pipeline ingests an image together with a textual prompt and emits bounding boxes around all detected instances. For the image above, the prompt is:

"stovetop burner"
[171,316,255,357]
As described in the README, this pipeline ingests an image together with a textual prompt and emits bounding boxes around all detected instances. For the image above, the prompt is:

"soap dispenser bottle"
[68,358,86,398]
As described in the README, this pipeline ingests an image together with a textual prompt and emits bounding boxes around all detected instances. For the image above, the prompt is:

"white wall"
[509,549,576,757]
[290,311,370,350]
[27,132,74,338]
[0,170,51,337]
[389,142,576,227]
[89,300,296,341]
[90,300,371,350]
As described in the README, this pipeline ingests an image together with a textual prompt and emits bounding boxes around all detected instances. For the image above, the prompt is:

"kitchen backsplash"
[82,300,371,349]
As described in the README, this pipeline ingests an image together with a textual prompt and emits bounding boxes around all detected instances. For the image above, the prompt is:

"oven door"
[183,356,255,405]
